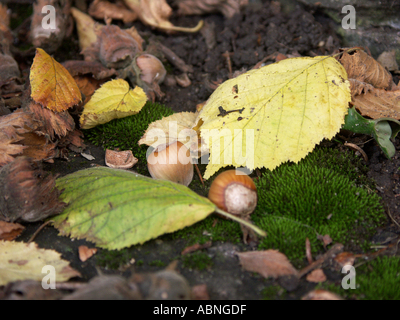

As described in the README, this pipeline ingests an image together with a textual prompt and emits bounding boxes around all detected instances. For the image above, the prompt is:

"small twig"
[194,163,204,187]
[386,206,400,229]
[305,238,313,264]
[155,42,193,73]
[344,142,368,162]
[298,243,344,278]
[28,220,54,243]
[222,51,233,78]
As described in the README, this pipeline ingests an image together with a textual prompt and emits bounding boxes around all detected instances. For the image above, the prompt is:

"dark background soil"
[5,0,400,300]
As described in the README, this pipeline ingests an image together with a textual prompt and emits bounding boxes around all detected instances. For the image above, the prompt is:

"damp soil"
[11,0,400,300]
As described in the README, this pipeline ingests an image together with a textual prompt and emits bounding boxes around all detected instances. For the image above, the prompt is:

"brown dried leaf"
[306,269,326,283]
[339,49,393,90]
[89,0,137,24]
[176,0,249,19]
[349,79,374,98]
[0,157,66,222]
[78,245,97,262]
[0,39,20,84]
[181,241,212,255]
[26,101,75,140]
[0,109,40,167]
[62,60,117,80]
[0,221,25,241]
[124,0,203,33]
[352,87,400,120]
[334,252,356,268]
[82,25,141,69]
[20,132,57,162]
[237,250,298,279]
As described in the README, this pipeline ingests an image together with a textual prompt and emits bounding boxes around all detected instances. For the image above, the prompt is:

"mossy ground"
[322,256,400,300]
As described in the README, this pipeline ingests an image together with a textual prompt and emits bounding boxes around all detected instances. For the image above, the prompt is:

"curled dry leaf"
[78,245,97,262]
[123,0,203,33]
[175,73,191,88]
[334,252,356,268]
[237,250,298,279]
[0,157,66,222]
[30,48,82,112]
[176,0,249,19]
[89,0,137,24]
[82,24,141,69]
[105,149,138,169]
[0,221,25,241]
[349,79,374,98]
[70,7,99,51]
[0,39,21,95]
[30,0,71,53]
[306,269,326,283]
[339,49,393,90]
[352,88,400,120]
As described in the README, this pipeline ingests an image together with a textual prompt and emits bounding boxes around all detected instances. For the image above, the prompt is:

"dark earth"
[2,0,400,300]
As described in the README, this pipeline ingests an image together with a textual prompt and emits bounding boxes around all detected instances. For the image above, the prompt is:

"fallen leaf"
[352,87,400,120]
[0,241,80,286]
[30,48,82,112]
[19,132,57,163]
[195,56,351,179]
[26,101,75,140]
[70,7,99,51]
[306,269,326,283]
[0,221,25,241]
[237,250,298,279]
[317,234,332,247]
[79,78,147,129]
[301,289,342,300]
[78,245,97,262]
[82,24,142,69]
[123,0,203,33]
[334,252,356,268]
[0,157,65,222]
[0,110,39,167]
[52,167,264,249]
[62,60,117,80]
[181,241,212,255]
[339,49,393,90]
[88,0,137,24]
[349,79,374,98]
[176,0,248,19]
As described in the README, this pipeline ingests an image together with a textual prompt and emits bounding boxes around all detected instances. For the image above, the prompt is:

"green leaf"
[52,167,266,250]
[343,107,400,158]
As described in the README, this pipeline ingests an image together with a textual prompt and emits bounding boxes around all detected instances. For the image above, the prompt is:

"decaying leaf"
[306,269,326,283]
[62,60,117,80]
[30,48,82,112]
[79,78,147,129]
[52,167,265,249]
[352,87,400,120]
[237,250,298,279]
[195,56,351,179]
[339,49,393,90]
[0,221,25,241]
[82,24,142,69]
[0,36,22,96]
[0,241,80,286]
[70,7,99,51]
[26,101,75,140]
[176,0,249,19]
[78,245,97,262]
[123,0,203,33]
[0,157,66,222]
[0,110,39,167]
[30,0,71,53]
[88,0,137,24]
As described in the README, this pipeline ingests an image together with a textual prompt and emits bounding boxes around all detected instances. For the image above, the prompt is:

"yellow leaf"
[195,56,351,179]
[79,79,147,129]
[30,48,82,112]
[70,7,99,51]
[0,241,80,286]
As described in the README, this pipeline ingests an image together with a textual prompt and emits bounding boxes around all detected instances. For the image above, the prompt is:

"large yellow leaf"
[30,48,82,112]
[194,56,351,179]
[0,241,80,286]
[79,79,147,129]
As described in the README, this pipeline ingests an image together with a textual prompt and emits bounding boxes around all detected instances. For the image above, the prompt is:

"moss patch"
[181,252,213,270]
[253,147,385,263]
[84,101,174,175]
[325,256,400,300]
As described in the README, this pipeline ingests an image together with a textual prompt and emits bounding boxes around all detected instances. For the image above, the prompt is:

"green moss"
[96,248,133,270]
[253,147,385,263]
[84,101,173,175]
[148,260,166,267]
[262,284,286,300]
[181,252,213,270]
[325,256,400,300]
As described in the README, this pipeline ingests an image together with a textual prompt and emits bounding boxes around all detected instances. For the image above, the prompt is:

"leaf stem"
[214,209,267,237]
